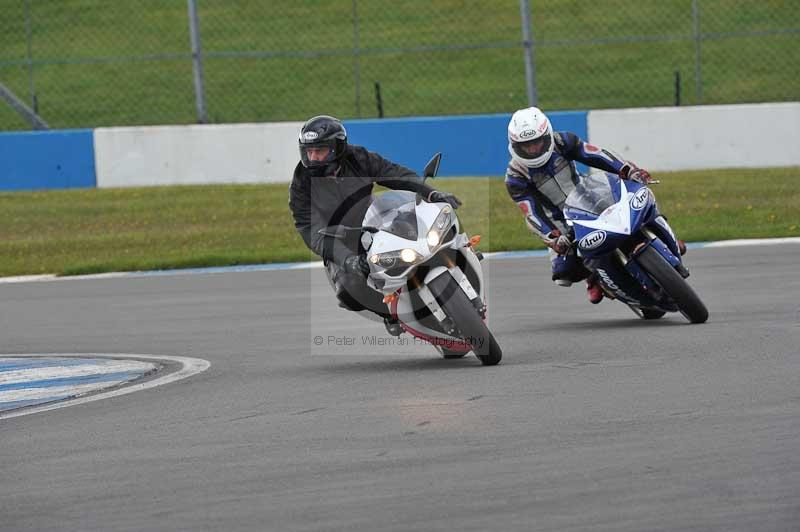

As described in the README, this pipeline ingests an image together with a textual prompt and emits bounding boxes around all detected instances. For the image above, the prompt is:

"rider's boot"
[383,316,403,337]
[586,276,604,304]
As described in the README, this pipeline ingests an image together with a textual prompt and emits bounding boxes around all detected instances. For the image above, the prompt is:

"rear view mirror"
[422,152,442,179]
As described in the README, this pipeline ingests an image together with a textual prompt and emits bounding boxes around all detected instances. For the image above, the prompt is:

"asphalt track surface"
[1,245,798,532]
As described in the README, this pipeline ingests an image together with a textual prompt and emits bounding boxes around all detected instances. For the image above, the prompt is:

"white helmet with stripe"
[507,106,555,168]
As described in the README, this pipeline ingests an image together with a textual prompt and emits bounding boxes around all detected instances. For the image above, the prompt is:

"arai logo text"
[630,187,650,210]
[597,269,640,305]
[579,230,607,250]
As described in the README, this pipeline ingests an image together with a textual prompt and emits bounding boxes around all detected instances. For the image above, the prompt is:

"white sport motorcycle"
[322,154,502,365]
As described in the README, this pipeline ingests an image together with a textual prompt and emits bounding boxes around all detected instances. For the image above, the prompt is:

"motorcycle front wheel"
[636,246,709,324]
[427,274,502,366]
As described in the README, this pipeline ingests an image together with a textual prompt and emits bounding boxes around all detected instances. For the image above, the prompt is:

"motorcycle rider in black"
[289,115,461,335]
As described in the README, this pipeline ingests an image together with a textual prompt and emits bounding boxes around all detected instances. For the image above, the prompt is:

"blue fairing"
[572,227,627,260]
[607,173,623,203]
[568,175,657,261]
[564,172,690,314]
[626,180,658,231]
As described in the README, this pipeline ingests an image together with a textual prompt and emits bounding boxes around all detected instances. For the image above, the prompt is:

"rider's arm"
[365,149,418,179]
[288,167,333,261]
[559,131,628,174]
[505,170,556,239]
[363,148,438,197]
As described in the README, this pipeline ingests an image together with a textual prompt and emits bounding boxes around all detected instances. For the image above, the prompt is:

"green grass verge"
[1,167,798,277]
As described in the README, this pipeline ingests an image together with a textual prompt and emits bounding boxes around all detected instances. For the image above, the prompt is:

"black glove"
[427,190,462,209]
[544,229,572,255]
[342,254,371,277]
[619,163,653,184]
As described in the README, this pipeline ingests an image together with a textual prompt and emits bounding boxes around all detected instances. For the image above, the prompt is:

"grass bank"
[0,167,797,277]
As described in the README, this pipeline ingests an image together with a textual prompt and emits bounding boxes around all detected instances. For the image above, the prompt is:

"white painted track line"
[0,354,211,420]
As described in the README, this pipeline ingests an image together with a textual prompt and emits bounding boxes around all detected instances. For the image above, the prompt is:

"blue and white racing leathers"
[505,131,630,284]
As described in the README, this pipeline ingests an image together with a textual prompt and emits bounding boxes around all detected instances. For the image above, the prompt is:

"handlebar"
[317,225,379,239]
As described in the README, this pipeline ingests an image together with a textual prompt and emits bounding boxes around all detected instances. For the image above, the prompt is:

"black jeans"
[325,261,389,319]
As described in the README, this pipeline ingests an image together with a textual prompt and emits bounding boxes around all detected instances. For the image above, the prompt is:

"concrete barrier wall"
[93,122,304,188]
[1,102,797,191]
[587,103,800,171]
[92,111,587,187]
[0,129,95,191]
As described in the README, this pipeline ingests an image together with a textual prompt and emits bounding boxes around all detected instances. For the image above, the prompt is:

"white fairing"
[571,179,633,235]
[507,106,555,168]
[362,190,485,343]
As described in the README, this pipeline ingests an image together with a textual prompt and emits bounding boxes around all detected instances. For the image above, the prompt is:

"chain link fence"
[1,0,798,130]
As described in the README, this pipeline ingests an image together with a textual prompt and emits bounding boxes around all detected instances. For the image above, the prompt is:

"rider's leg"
[326,262,402,335]
[551,249,602,303]
[550,249,575,286]
[550,250,603,304]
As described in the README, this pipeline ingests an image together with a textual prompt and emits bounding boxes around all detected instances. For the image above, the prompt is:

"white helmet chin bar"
[507,106,555,169]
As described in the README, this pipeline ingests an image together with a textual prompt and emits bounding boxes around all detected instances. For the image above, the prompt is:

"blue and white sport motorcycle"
[564,173,709,323]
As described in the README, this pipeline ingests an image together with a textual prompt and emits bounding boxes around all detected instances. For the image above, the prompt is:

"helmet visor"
[300,140,337,168]
[512,134,552,161]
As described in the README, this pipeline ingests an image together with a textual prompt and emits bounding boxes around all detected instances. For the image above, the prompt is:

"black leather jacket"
[289,145,436,266]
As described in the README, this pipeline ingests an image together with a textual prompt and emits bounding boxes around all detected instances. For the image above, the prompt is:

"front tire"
[427,274,502,366]
[636,246,709,324]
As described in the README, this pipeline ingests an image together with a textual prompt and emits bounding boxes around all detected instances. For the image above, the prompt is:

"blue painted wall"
[0,129,96,191]
[345,111,588,177]
[0,111,588,191]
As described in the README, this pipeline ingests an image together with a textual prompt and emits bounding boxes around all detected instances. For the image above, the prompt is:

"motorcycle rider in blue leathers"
[505,106,685,304]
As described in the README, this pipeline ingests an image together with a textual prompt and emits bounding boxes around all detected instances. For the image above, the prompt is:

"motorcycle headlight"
[426,206,453,249]
[400,248,419,263]
[369,248,422,270]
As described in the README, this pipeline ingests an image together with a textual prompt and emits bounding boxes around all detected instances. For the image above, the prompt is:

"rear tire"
[428,274,502,366]
[636,246,709,324]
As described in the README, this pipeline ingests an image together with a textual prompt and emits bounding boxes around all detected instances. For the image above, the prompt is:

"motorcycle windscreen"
[363,190,419,241]
[564,173,618,216]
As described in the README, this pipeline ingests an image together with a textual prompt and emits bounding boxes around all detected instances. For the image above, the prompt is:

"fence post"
[519,0,538,107]
[352,0,362,118]
[23,0,37,112]
[0,82,49,130]
[374,81,384,118]
[692,0,703,104]
[187,0,208,123]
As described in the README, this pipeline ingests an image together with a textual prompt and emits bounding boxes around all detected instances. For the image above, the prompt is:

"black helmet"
[299,115,347,176]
